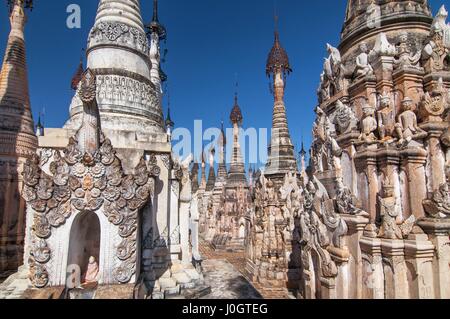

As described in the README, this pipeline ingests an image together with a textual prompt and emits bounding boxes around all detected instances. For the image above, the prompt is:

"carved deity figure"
[335,178,369,217]
[84,256,99,284]
[423,178,450,218]
[378,182,416,240]
[333,100,358,135]
[355,42,374,78]
[323,44,347,95]
[395,98,427,146]
[359,102,378,144]
[394,32,421,68]
[318,72,330,103]
[377,92,396,142]
[422,6,450,73]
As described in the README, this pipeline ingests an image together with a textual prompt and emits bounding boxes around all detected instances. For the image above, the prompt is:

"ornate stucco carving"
[88,22,150,56]
[22,69,160,287]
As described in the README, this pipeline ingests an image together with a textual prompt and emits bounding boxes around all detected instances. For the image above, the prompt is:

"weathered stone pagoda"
[0,0,37,279]
[6,0,204,299]
[245,27,300,292]
[210,94,251,252]
[299,0,450,299]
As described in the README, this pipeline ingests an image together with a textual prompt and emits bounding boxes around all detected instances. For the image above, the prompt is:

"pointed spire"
[300,139,306,157]
[191,161,199,193]
[71,53,84,91]
[264,16,297,177]
[217,120,228,182]
[200,147,207,190]
[147,0,167,40]
[0,0,36,137]
[266,23,292,78]
[67,0,164,134]
[0,0,37,276]
[206,146,216,192]
[230,81,243,126]
[35,112,43,137]
[227,87,247,188]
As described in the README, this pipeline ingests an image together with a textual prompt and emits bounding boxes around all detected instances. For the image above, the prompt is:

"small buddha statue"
[359,103,378,144]
[84,256,99,284]
[394,31,421,68]
[395,97,427,146]
[355,42,374,78]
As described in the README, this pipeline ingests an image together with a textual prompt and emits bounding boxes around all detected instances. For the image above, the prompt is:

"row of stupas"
[0,0,205,299]
[194,92,253,252]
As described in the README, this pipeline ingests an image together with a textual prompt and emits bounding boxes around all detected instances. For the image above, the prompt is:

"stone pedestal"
[404,233,435,299]
[319,277,337,299]
[341,214,370,299]
[381,239,409,299]
[360,236,384,299]
[418,218,450,299]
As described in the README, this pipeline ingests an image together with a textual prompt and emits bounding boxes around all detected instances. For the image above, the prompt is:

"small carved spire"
[266,22,292,78]
[71,54,84,91]
[147,0,166,40]
[230,81,244,126]
[300,140,306,157]
[7,0,33,15]
[165,107,174,130]
[35,112,43,136]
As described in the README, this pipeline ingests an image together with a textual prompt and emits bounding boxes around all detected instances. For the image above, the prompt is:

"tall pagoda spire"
[264,21,297,177]
[65,0,165,134]
[227,88,247,187]
[147,0,167,91]
[200,148,207,190]
[206,147,216,192]
[191,161,199,194]
[217,121,228,182]
[0,0,37,276]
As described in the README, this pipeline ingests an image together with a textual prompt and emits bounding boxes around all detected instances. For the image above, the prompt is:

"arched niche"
[67,211,101,284]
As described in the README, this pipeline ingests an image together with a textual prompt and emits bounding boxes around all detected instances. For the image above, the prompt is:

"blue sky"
[0,0,444,165]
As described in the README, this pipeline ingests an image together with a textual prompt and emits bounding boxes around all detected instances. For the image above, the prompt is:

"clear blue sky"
[0,0,444,165]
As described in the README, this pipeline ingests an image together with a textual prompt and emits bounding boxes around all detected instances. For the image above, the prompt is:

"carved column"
[348,76,377,119]
[421,122,447,192]
[360,236,384,299]
[400,147,428,218]
[179,191,191,265]
[381,239,409,299]
[355,149,378,222]
[418,219,450,299]
[373,55,395,94]
[404,232,435,299]
[169,175,181,262]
